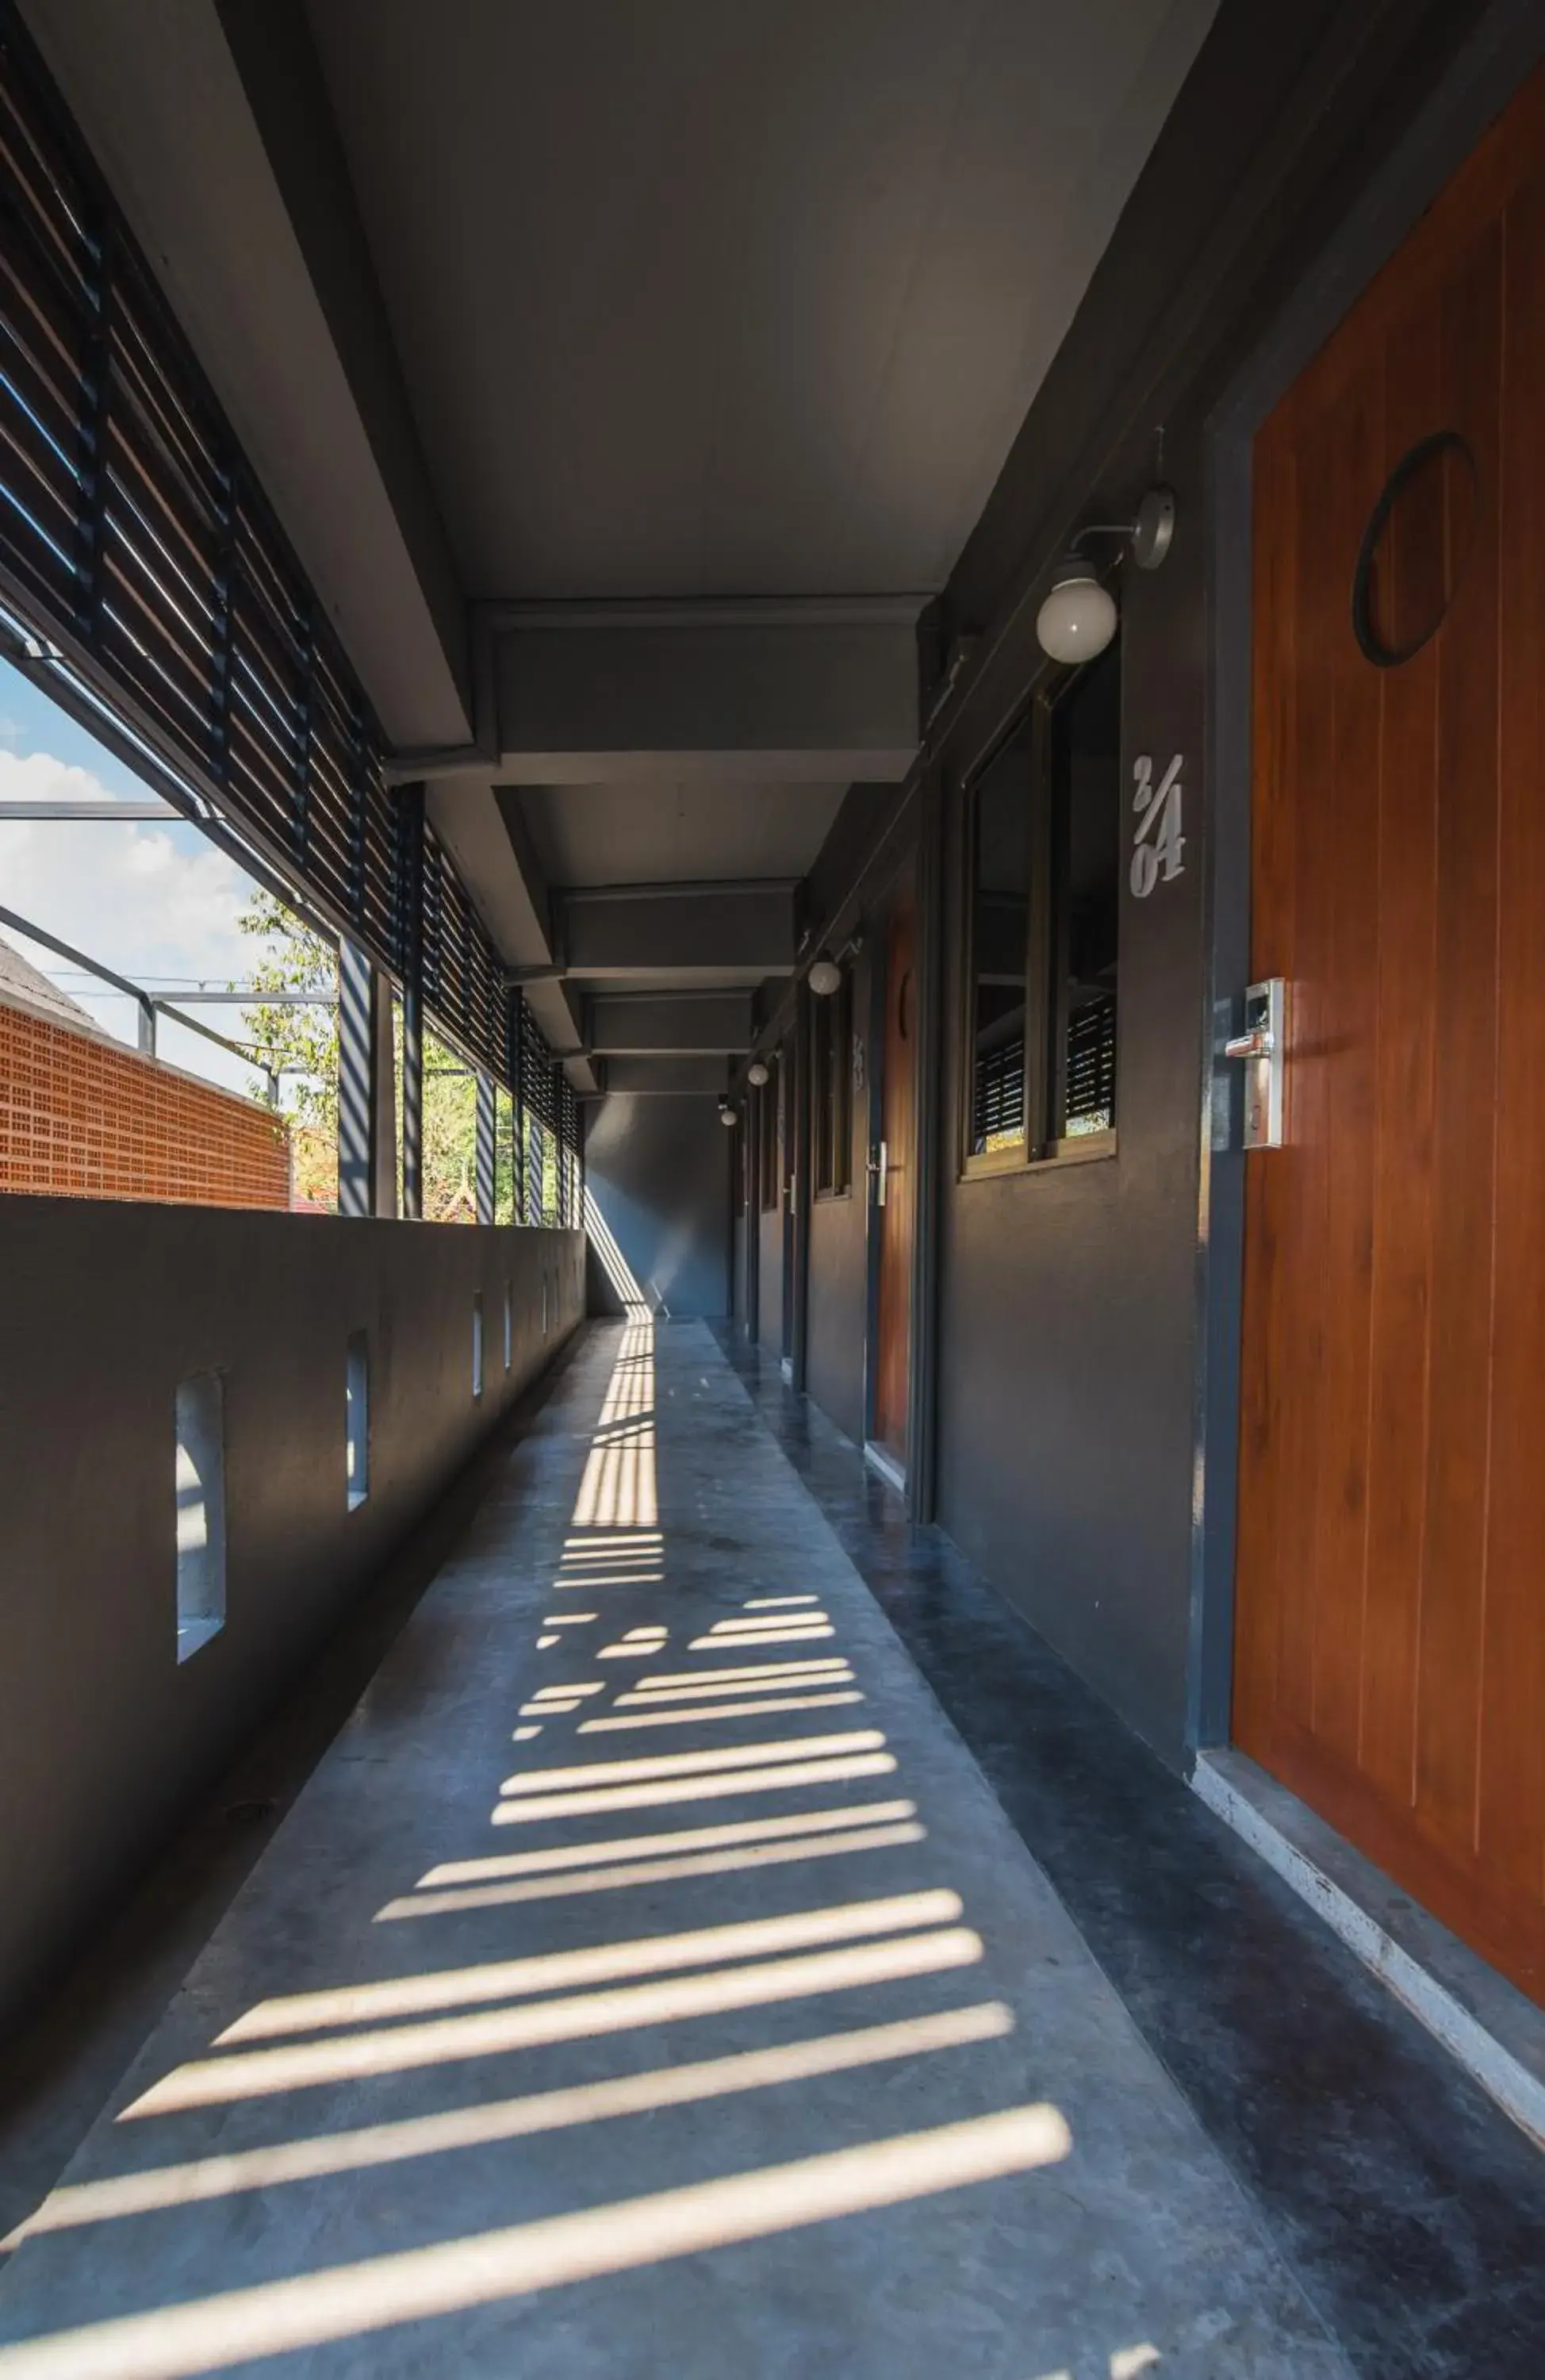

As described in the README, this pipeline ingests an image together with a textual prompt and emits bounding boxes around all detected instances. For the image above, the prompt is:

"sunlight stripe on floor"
[0,2104,1069,2376]
[577,1691,862,1733]
[221,1890,960,2040]
[489,1749,898,1823]
[377,1819,924,1920]
[20,2005,1014,2236]
[415,1799,918,1889]
[120,1929,985,2117]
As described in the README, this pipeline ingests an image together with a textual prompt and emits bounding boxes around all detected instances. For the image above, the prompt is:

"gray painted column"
[397,785,425,1222]
[475,1073,496,1226]
[371,976,397,1218]
[339,949,401,1219]
[336,938,374,1220]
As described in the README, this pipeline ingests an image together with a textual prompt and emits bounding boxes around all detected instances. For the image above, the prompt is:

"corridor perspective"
[0,1320,1348,2376]
[6,0,1545,2372]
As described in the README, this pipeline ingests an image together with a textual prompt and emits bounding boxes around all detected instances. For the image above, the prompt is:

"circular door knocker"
[1351,429,1478,668]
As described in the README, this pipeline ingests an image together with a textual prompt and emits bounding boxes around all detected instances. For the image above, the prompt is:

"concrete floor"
[0,1316,1351,2378]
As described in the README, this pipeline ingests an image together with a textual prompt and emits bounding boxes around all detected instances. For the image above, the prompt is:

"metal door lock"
[868,1142,889,1205]
[1224,979,1286,1148]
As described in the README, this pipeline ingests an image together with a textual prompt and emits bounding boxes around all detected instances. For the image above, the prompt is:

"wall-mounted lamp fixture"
[807,931,861,1000]
[1035,486,1175,665]
[716,1096,738,1128]
[746,1060,770,1087]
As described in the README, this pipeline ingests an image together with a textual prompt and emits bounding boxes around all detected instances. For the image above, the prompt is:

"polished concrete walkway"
[0,1318,1351,2378]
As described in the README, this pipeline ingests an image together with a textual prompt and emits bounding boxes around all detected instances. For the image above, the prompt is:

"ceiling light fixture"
[717,1096,738,1128]
[807,958,843,997]
[746,1060,769,1087]
[1035,486,1175,666]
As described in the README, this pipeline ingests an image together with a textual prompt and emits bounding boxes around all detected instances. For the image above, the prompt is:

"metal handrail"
[0,900,156,1047]
[0,898,289,1102]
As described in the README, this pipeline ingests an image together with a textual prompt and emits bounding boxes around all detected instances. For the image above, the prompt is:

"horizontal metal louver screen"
[0,35,94,628]
[419,827,504,1083]
[519,996,558,1133]
[558,1071,580,1225]
[0,6,516,1092]
[1065,994,1116,1130]
[973,1031,1024,1150]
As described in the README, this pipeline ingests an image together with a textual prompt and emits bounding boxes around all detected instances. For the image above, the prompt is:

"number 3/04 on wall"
[1131,754,1184,897]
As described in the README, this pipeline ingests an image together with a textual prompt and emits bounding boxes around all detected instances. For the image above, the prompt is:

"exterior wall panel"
[932,437,1209,1767]
[585,1093,730,1318]
[0,1200,585,2035]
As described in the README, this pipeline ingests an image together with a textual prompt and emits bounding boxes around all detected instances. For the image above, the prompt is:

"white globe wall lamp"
[746,1059,770,1087]
[1035,486,1175,666]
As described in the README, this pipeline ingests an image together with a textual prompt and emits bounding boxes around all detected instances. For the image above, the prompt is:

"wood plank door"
[872,882,917,1467]
[1234,62,1545,2004]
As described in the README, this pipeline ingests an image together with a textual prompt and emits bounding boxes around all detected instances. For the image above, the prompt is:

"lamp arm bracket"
[1069,486,1175,573]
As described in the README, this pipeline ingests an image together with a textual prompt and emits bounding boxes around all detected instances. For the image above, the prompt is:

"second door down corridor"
[0,1319,1348,2378]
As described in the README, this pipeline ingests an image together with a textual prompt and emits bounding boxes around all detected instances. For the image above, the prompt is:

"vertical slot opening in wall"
[503,1279,512,1372]
[175,1372,225,1662]
[346,1330,370,1510]
[542,1265,549,1334]
[473,1292,485,1398]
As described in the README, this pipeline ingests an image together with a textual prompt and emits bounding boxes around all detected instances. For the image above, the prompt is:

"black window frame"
[757,1067,780,1212]
[959,650,1121,1179]
[811,968,853,1198]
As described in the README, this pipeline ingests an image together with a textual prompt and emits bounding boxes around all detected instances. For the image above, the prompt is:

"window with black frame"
[811,970,852,1195]
[964,639,1121,1168]
[758,1068,780,1211]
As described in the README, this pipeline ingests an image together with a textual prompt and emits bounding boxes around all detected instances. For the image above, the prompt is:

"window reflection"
[1049,642,1121,1140]
[968,724,1032,1155]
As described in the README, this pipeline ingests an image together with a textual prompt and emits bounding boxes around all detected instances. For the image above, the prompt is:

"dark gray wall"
[806,1190,865,1445]
[585,1094,730,1318]
[934,454,1207,1765]
[0,1199,584,2034]
[731,1211,747,1326]
[805,946,872,1446]
[757,1203,784,1353]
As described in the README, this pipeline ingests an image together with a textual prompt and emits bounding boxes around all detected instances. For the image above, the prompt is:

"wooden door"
[873,884,917,1464]
[1235,63,1545,2004]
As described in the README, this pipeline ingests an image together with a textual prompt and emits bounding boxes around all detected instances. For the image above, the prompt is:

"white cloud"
[0,748,263,1091]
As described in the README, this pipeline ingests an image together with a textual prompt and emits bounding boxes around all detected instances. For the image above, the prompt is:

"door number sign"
[1131,753,1185,896]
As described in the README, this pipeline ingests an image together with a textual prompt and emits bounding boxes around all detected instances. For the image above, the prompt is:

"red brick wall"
[0,1000,291,1209]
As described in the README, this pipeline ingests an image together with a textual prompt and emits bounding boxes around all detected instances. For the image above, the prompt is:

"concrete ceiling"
[304,0,1217,601]
[513,782,848,890]
[20,0,1217,1093]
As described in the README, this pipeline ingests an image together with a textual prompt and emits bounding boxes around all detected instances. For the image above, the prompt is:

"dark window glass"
[1049,642,1121,1139]
[964,640,1120,1164]
[968,724,1032,1156]
[811,970,852,1194]
[758,1068,780,1210]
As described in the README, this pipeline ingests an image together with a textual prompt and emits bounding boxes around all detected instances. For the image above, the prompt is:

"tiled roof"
[0,931,103,1036]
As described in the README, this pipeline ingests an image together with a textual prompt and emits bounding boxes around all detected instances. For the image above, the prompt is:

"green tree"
[236,895,487,1221]
[236,892,338,1207]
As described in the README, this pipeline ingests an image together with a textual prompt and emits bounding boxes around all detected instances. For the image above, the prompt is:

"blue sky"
[0,660,274,1095]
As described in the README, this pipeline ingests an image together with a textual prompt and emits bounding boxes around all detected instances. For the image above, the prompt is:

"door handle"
[1222,979,1286,1148]
[1223,1026,1275,1061]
